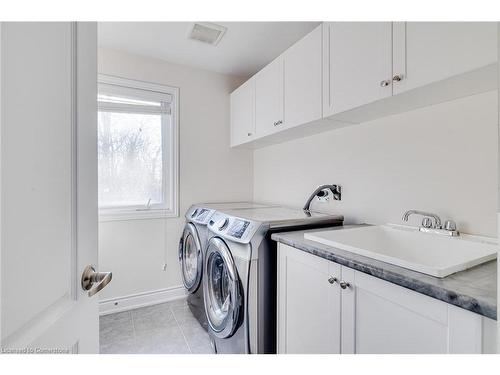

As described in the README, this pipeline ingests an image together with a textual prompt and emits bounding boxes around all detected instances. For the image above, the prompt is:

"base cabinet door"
[392,22,497,94]
[340,268,483,354]
[277,244,341,354]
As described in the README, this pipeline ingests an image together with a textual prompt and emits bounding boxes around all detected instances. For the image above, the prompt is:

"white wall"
[254,91,498,237]
[97,48,253,308]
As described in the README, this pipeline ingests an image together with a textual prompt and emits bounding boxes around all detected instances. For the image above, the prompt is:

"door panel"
[341,268,483,354]
[393,22,498,94]
[323,22,393,116]
[1,22,98,353]
[230,78,255,146]
[277,244,341,354]
[255,56,284,137]
[283,25,322,129]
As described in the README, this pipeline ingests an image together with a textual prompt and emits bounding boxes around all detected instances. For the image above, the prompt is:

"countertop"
[271,225,497,320]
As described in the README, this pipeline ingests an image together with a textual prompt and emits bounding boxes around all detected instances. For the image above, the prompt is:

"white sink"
[304,224,497,278]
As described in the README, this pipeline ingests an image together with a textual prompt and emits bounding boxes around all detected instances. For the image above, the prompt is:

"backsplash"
[254,91,498,237]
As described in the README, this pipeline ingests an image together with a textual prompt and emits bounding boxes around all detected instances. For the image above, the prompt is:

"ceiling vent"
[188,22,227,46]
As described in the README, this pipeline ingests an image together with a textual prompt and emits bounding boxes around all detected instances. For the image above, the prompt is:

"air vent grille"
[188,22,227,46]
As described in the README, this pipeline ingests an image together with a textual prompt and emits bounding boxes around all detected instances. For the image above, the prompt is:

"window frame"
[97,74,179,222]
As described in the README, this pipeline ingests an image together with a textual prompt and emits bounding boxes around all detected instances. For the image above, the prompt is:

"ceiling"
[98,22,321,77]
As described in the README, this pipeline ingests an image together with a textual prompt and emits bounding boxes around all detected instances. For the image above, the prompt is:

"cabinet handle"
[328,276,338,284]
[380,80,391,87]
[339,281,350,290]
[274,120,283,127]
[392,74,403,82]
[247,132,252,137]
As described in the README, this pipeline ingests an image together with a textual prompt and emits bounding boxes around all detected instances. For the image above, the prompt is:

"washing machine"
[203,206,344,353]
[179,202,276,331]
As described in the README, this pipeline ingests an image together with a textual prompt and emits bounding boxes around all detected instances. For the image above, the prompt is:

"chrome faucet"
[303,184,341,213]
[402,209,459,237]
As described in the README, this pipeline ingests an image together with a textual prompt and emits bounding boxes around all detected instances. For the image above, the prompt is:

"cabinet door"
[393,22,498,94]
[255,55,284,137]
[323,22,393,116]
[283,25,322,129]
[277,244,341,354]
[230,78,255,146]
[341,268,483,354]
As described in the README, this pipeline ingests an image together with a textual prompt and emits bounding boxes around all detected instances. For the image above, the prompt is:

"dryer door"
[179,223,203,292]
[203,237,241,339]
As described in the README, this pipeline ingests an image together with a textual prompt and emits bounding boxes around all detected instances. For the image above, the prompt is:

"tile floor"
[99,298,213,354]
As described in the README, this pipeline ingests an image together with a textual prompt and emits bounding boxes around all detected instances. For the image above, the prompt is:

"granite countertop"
[271,225,497,320]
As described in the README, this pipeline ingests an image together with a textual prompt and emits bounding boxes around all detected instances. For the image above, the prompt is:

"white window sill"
[99,209,179,222]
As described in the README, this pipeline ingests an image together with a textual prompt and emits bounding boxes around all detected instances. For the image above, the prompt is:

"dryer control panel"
[209,212,260,244]
[187,207,216,225]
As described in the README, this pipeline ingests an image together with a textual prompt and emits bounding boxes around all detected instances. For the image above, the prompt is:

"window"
[98,75,178,220]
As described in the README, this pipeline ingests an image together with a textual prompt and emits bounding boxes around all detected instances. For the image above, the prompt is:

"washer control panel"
[189,207,216,225]
[209,212,259,243]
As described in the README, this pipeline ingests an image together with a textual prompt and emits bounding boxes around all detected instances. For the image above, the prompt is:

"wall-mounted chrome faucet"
[402,209,459,237]
[303,184,341,213]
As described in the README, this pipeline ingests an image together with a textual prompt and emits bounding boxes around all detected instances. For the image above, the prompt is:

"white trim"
[97,74,179,221]
[0,21,3,342]
[98,286,187,315]
[99,208,178,222]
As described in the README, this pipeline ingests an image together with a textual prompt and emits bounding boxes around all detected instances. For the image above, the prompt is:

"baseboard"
[99,285,187,315]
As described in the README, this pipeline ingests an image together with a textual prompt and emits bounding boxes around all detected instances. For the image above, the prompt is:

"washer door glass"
[203,237,241,339]
[180,223,203,292]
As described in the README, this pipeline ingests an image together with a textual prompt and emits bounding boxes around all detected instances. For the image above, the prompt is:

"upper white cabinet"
[255,55,284,137]
[323,22,393,116]
[283,25,323,129]
[277,243,493,354]
[393,22,498,94]
[230,78,255,146]
[230,22,497,148]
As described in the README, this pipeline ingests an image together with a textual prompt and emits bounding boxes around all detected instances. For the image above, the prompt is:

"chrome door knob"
[81,265,112,297]
[393,74,403,82]
[380,80,391,87]
[328,276,338,284]
[340,281,350,290]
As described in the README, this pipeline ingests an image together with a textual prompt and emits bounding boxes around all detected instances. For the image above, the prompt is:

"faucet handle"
[421,217,434,229]
[444,220,457,231]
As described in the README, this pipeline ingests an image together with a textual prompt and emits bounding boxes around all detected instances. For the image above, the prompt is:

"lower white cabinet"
[277,244,493,354]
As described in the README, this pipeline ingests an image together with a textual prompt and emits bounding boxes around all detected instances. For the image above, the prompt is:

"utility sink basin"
[304,225,497,278]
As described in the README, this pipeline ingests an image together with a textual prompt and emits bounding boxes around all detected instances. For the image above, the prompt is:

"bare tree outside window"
[98,111,165,208]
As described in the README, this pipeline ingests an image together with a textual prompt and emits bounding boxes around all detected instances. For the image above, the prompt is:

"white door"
[322,22,393,116]
[277,244,341,354]
[255,56,284,137]
[283,25,322,129]
[0,22,105,354]
[230,78,255,146]
[393,22,498,94]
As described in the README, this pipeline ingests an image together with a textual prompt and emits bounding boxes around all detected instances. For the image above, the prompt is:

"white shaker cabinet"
[277,243,490,354]
[283,25,323,129]
[230,78,256,146]
[255,55,284,137]
[277,244,341,354]
[322,22,393,116]
[392,22,498,94]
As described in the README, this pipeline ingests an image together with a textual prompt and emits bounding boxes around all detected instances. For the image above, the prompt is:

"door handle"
[81,265,112,297]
